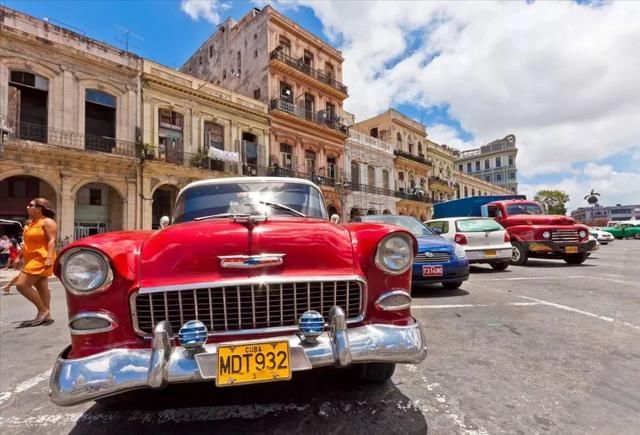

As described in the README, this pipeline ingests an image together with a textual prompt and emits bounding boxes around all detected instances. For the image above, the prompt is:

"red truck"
[433,195,596,265]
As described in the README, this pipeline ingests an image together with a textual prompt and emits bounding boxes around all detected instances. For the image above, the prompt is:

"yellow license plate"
[565,246,578,254]
[484,250,497,257]
[216,340,291,387]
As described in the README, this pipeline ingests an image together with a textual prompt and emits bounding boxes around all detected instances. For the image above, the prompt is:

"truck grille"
[415,251,451,263]
[133,279,364,336]
[551,229,580,243]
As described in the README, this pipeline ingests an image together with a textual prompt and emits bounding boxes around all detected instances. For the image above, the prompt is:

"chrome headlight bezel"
[454,243,467,259]
[375,290,413,311]
[60,248,113,295]
[578,230,587,239]
[542,231,551,239]
[375,233,414,275]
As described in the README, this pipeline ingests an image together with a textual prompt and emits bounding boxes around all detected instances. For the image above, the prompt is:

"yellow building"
[354,109,433,220]
[425,140,456,202]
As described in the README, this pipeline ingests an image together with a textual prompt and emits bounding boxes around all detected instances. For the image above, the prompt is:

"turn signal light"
[454,233,467,244]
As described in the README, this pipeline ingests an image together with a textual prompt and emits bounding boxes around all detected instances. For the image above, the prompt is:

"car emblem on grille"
[218,254,285,269]
[424,252,434,258]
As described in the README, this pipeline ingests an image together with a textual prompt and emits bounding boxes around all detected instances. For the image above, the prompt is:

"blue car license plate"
[422,265,443,277]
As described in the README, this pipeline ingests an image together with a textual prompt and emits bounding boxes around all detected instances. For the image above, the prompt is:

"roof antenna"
[115,25,143,52]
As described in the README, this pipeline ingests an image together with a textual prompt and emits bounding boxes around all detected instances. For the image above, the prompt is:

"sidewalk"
[0,269,59,284]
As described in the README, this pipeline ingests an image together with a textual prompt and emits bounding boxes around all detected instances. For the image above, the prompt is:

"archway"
[0,175,58,239]
[152,184,179,229]
[327,204,338,217]
[74,182,124,240]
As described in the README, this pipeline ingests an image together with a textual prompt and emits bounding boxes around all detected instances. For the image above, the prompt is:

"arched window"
[85,89,117,152]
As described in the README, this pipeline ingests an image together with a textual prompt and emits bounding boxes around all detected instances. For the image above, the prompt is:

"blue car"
[353,215,470,289]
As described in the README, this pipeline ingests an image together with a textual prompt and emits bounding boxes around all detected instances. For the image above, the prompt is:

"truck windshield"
[172,181,328,223]
[456,219,504,232]
[506,203,543,215]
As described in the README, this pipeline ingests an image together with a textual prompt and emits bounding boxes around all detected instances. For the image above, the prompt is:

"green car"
[605,223,640,239]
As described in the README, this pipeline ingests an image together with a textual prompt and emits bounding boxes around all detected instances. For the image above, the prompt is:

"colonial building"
[181,5,353,217]
[0,6,269,241]
[354,109,432,220]
[345,130,398,218]
[571,204,640,226]
[454,170,513,199]
[425,140,456,202]
[0,6,141,241]
[454,134,518,193]
[140,60,269,229]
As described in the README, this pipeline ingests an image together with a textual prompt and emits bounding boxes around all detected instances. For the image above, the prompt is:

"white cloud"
[181,0,230,24]
[426,124,473,150]
[265,1,640,180]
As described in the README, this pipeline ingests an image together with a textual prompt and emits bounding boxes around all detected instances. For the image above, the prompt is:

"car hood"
[503,214,576,226]
[415,234,455,252]
[138,218,355,288]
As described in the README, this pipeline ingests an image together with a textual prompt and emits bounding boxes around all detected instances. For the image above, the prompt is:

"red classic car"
[49,177,427,406]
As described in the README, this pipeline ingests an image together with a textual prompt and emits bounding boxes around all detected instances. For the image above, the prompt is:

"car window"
[359,215,434,236]
[506,203,543,215]
[456,219,504,232]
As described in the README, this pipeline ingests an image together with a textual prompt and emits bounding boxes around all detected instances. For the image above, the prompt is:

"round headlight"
[579,230,587,238]
[454,243,467,259]
[61,249,112,294]
[375,234,413,275]
[542,231,551,239]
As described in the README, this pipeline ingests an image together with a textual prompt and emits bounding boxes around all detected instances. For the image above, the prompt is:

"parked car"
[603,223,640,240]
[589,227,615,245]
[425,217,512,271]
[586,234,600,257]
[49,178,427,406]
[352,215,469,289]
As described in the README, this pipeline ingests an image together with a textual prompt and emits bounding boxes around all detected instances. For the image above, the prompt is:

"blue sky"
[4,0,639,209]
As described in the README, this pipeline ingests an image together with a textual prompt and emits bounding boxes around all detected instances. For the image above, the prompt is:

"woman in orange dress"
[15,198,58,326]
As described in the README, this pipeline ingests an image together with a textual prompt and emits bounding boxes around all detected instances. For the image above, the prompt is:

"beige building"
[454,170,512,199]
[0,6,269,241]
[181,5,352,217]
[0,6,141,241]
[354,109,433,220]
[425,140,457,202]
[140,60,269,229]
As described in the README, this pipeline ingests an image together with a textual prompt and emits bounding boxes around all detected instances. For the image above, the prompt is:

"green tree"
[583,189,600,206]
[534,189,570,215]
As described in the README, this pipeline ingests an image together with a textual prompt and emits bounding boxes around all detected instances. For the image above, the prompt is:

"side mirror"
[159,216,170,229]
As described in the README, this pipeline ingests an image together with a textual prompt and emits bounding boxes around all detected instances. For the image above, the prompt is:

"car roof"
[178,177,320,197]
[426,217,493,222]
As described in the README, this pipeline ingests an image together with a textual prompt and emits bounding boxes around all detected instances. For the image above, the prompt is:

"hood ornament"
[219,254,285,269]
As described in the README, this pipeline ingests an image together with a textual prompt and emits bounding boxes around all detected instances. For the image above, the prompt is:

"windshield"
[456,219,504,232]
[358,215,434,236]
[506,203,543,215]
[173,181,327,223]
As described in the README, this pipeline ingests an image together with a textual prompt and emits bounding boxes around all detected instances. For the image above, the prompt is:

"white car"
[425,217,512,270]
[590,227,614,245]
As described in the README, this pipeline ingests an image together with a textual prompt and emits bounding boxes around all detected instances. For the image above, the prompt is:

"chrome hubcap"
[512,246,520,261]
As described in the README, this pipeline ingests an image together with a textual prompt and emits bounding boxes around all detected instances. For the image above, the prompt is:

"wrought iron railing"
[393,149,433,166]
[350,182,396,197]
[270,49,348,94]
[6,119,136,157]
[142,146,240,174]
[394,189,432,203]
[270,99,350,135]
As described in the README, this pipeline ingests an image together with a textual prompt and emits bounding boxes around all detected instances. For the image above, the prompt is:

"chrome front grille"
[133,279,364,336]
[551,229,579,243]
[415,251,451,263]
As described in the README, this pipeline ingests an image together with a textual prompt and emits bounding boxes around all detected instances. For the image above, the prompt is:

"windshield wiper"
[259,200,306,217]
[193,213,252,221]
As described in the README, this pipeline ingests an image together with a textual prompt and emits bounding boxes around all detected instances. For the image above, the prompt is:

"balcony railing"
[393,149,432,166]
[142,146,240,174]
[6,119,136,157]
[351,183,396,197]
[394,189,432,204]
[270,49,348,94]
[270,99,350,135]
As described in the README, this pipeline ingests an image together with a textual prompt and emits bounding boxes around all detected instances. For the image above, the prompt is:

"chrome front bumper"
[49,314,427,406]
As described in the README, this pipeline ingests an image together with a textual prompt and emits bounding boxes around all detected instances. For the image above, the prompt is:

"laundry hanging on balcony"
[208,147,240,163]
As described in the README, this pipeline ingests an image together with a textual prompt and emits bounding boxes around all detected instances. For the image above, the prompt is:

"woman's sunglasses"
[27,203,39,208]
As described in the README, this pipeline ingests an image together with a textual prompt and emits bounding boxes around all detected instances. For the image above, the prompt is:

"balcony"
[5,119,136,157]
[142,146,240,175]
[350,182,396,197]
[394,188,432,204]
[270,99,351,135]
[269,49,348,95]
[393,149,432,166]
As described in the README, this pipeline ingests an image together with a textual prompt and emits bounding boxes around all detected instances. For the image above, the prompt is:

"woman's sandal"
[29,313,53,327]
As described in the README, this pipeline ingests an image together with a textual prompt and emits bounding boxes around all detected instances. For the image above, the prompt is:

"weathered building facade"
[454,170,512,199]
[425,140,456,202]
[182,5,353,216]
[354,109,433,220]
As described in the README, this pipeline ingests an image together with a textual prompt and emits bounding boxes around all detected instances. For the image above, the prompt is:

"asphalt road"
[1,240,639,434]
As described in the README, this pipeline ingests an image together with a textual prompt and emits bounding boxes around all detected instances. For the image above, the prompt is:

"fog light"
[542,231,551,239]
[178,320,208,350]
[375,290,412,311]
[69,312,116,335]
[298,310,325,343]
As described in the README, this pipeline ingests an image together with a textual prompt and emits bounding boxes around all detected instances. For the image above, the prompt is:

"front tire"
[442,281,463,290]
[510,243,528,266]
[563,253,589,265]
[356,363,396,383]
[634,233,640,240]
[490,261,510,271]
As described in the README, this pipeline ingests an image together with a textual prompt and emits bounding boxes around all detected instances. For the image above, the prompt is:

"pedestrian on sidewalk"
[2,220,30,295]
[14,199,58,326]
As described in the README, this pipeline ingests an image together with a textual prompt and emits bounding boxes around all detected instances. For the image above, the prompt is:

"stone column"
[126,177,137,231]
[59,171,75,241]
